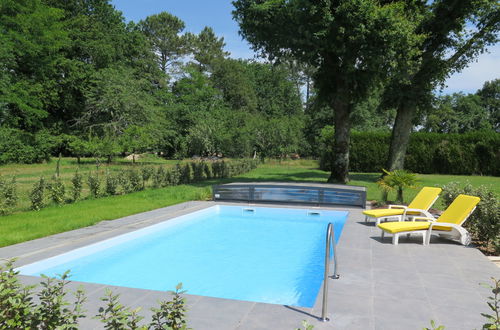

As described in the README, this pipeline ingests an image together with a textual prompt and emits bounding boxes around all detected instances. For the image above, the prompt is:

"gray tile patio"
[1,200,498,330]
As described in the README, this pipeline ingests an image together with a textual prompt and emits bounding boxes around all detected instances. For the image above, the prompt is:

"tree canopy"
[0,0,498,173]
[233,0,421,182]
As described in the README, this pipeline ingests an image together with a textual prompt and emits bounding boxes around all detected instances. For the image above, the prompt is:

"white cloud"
[441,44,500,94]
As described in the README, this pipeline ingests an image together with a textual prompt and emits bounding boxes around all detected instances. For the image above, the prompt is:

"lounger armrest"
[405,208,425,214]
[388,205,407,210]
[428,222,456,230]
[406,209,435,218]
[412,216,436,222]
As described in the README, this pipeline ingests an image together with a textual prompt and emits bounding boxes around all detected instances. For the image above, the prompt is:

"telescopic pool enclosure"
[212,182,367,208]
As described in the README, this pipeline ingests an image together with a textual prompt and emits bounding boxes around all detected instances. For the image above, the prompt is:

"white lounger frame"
[365,204,435,226]
[380,206,476,246]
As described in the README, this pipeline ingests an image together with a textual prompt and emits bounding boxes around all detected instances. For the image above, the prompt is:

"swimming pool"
[17,205,348,307]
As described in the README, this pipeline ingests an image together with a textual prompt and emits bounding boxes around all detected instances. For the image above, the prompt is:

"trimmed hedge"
[320,129,500,175]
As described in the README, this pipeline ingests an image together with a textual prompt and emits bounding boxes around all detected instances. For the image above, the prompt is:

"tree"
[139,12,192,76]
[233,0,420,183]
[120,125,155,163]
[384,0,500,170]
[477,79,500,131]
[78,66,158,136]
[192,27,230,72]
[211,59,258,112]
[422,93,493,133]
[0,0,69,131]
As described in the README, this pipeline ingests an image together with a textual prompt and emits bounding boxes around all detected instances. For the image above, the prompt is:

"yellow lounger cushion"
[407,187,442,209]
[363,209,423,217]
[363,209,404,217]
[377,221,453,233]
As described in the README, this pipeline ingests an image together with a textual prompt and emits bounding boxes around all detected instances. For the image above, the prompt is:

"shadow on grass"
[349,173,380,182]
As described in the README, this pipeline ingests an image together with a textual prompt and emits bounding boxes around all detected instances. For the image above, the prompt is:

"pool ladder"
[321,222,339,322]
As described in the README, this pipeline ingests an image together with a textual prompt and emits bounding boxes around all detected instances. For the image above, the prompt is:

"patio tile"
[373,297,437,330]
[424,286,484,308]
[236,303,315,330]
[187,296,255,330]
[433,305,486,330]
[373,281,428,301]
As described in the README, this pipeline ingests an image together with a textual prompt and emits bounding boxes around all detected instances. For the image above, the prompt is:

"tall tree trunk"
[386,101,416,171]
[327,99,351,184]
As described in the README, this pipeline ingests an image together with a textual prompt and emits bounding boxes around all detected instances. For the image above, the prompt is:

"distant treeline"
[0,1,498,169]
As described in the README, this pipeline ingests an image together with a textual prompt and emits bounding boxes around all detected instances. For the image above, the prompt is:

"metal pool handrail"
[321,222,339,322]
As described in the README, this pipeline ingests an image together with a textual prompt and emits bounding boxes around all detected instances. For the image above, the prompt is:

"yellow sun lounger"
[363,187,442,225]
[377,194,480,245]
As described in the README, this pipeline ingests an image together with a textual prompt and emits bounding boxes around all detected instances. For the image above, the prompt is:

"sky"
[111,0,499,95]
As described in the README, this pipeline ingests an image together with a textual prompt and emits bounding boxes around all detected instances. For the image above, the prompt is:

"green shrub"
[128,169,142,192]
[153,166,166,188]
[319,130,500,175]
[105,171,119,196]
[180,163,194,184]
[96,289,143,329]
[480,278,500,329]
[377,169,418,204]
[0,176,18,215]
[204,162,214,179]
[30,177,46,211]
[0,259,86,329]
[169,166,181,186]
[47,175,66,205]
[34,273,86,329]
[0,128,55,164]
[71,170,83,202]
[192,162,207,182]
[0,259,190,329]
[0,259,34,328]
[141,166,154,189]
[149,283,188,330]
[118,172,133,194]
[441,182,500,254]
[87,172,101,198]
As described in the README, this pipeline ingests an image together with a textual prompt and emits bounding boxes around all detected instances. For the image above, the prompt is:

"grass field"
[0,157,498,247]
[240,159,500,205]
[0,155,180,212]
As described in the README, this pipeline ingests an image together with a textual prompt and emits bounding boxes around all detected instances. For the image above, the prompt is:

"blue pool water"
[18,205,348,307]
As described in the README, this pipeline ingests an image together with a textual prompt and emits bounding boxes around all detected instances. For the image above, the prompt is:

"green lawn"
[240,159,499,206]
[0,155,182,212]
[0,158,498,247]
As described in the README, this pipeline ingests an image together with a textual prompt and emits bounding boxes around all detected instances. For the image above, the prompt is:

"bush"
[153,166,167,188]
[0,259,189,329]
[319,130,500,175]
[96,289,143,329]
[127,169,142,192]
[180,163,194,184]
[192,162,207,182]
[442,182,500,254]
[0,259,86,329]
[204,162,214,179]
[118,172,133,194]
[71,171,83,202]
[87,172,101,198]
[30,177,46,211]
[0,128,56,164]
[105,171,119,196]
[47,175,66,205]
[149,283,188,330]
[169,166,181,186]
[141,166,154,189]
[0,176,18,215]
